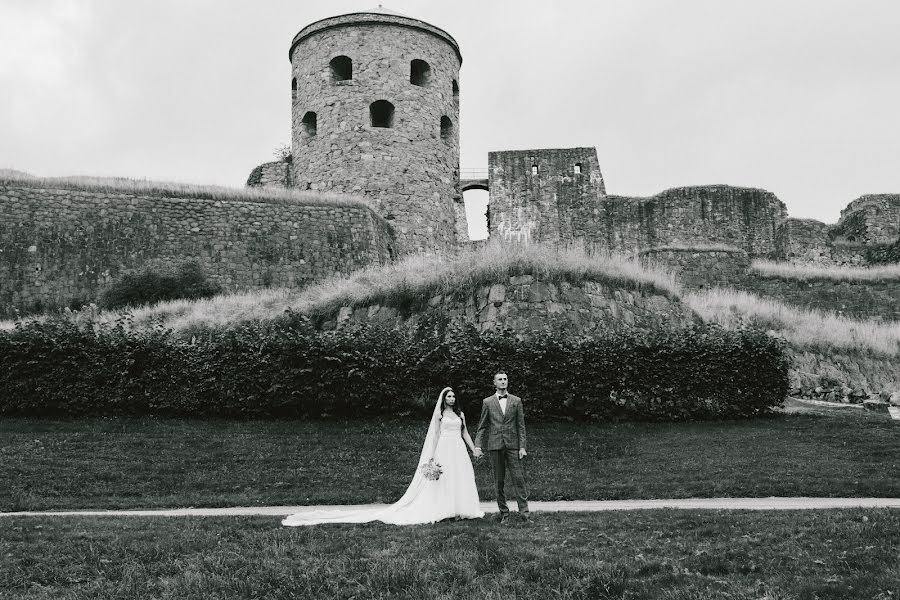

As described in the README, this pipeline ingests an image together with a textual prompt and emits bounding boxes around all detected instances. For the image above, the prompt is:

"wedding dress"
[282,388,484,526]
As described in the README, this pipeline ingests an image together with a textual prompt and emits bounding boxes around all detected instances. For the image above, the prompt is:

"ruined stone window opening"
[370,100,395,128]
[301,111,317,136]
[531,165,538,175]
[291,78,297,102]
[410,59,431,86]
[440,116,453,141]
[329,55,352,81]
[452,79,459,98]
[574,163,582,175]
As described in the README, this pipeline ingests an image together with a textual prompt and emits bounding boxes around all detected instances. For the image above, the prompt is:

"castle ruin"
[248,8,900,266]
[2,8,900,318]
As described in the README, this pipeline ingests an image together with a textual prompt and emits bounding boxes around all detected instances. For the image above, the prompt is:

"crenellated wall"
[0,181,394,317]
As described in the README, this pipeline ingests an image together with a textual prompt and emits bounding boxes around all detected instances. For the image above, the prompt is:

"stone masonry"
[488,148,606,246]
[246,160,292,188]
[0,181,393,317]
[287,11,461,256]
[322,275,698,335]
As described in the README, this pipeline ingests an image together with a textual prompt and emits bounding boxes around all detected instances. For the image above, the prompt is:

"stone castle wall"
[246,160,292,188]
[640,248,751,289]
[835,194,900,245]
[603,186,786,256]
[0,181,393,317]
[735,275,900,321]
[484,148,787,257]
[322,275,698,335]
[488,148,606,245]
[289,13,461,255]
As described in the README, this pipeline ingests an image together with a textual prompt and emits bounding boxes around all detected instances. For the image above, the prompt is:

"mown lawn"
[2,510,898,599]
[3,407,897,511]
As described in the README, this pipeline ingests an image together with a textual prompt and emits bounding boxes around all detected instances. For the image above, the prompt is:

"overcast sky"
[2,0,899,237]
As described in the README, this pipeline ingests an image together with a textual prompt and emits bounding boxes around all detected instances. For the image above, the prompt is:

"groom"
[473,370,529,522]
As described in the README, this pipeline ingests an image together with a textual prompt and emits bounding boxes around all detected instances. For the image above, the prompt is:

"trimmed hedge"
[100,262,222,310]
[0,312,789,421]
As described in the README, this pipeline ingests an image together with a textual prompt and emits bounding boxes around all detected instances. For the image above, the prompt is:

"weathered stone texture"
[789,349,900,400]
[601,186,787,256]
[488,148,606,246]
[246,161,292,188]
[775,218,835,264]
[640,248,750,289]
[834,194,900,245]
[0,183,393,316]
[735,275,900,321]
[486,149,787,258]
[289,13,461,256]
[322,276,698,335]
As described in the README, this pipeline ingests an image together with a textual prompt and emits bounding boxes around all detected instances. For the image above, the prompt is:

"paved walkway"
[4,498,900,518]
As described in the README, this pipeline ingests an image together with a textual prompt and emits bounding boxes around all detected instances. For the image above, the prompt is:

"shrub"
[0,311,788,421]
[100,262,223,310]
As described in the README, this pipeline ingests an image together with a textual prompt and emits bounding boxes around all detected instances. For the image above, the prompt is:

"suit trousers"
[489,448,529,514]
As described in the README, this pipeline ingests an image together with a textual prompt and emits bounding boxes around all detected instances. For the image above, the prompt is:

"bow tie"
[498,395,508,399]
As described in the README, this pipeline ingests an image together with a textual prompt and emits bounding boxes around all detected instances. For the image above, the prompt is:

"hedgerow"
[0,312,788,421]
[100,262,223,310]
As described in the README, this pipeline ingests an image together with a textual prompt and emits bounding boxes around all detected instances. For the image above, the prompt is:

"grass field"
[2,510,898,599]
[3,407,897,512]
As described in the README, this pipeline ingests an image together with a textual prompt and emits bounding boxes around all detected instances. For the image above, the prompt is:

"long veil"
[281,388,448,526]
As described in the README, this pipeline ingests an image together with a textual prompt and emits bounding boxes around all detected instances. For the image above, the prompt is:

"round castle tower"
[289,8,462,255]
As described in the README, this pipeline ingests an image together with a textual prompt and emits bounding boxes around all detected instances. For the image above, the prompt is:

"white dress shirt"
[498,394,508,414]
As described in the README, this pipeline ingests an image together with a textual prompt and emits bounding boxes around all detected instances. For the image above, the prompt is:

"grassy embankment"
[2,510,898,599]
[1,242,679,334]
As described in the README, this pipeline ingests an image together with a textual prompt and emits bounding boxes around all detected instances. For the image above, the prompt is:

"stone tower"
[289,8,462,255]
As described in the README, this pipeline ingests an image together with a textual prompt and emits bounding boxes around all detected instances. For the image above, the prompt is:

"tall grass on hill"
[4,243,679,334]
[0,171,371,209]
[685,287,900,357]
[751,259,900,282]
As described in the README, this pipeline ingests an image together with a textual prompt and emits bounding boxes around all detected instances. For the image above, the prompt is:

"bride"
[282,387,484,526]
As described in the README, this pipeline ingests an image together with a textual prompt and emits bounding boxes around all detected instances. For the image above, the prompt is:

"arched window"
[291,78,297,102]
[301,111,317,136]
[574,163,582,175]
[410,59,431,86]
[440,116,453,141]
[531,165,539,175]
[452,79,459,98]
[370,100,395,128]
[329,55,352,81]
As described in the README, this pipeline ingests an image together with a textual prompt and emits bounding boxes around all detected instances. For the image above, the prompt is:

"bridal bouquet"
[420,459,443,481]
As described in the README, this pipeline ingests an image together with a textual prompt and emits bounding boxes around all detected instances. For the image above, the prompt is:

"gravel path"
[4,497,900,518]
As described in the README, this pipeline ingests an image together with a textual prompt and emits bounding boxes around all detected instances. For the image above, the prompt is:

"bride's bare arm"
[430,426,441,460]
[461,414,476,453]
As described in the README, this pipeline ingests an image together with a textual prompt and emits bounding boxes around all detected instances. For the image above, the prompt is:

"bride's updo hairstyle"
[439,386,465,430]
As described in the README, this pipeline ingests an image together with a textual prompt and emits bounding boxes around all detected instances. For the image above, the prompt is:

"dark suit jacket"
[474,393,526,451]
